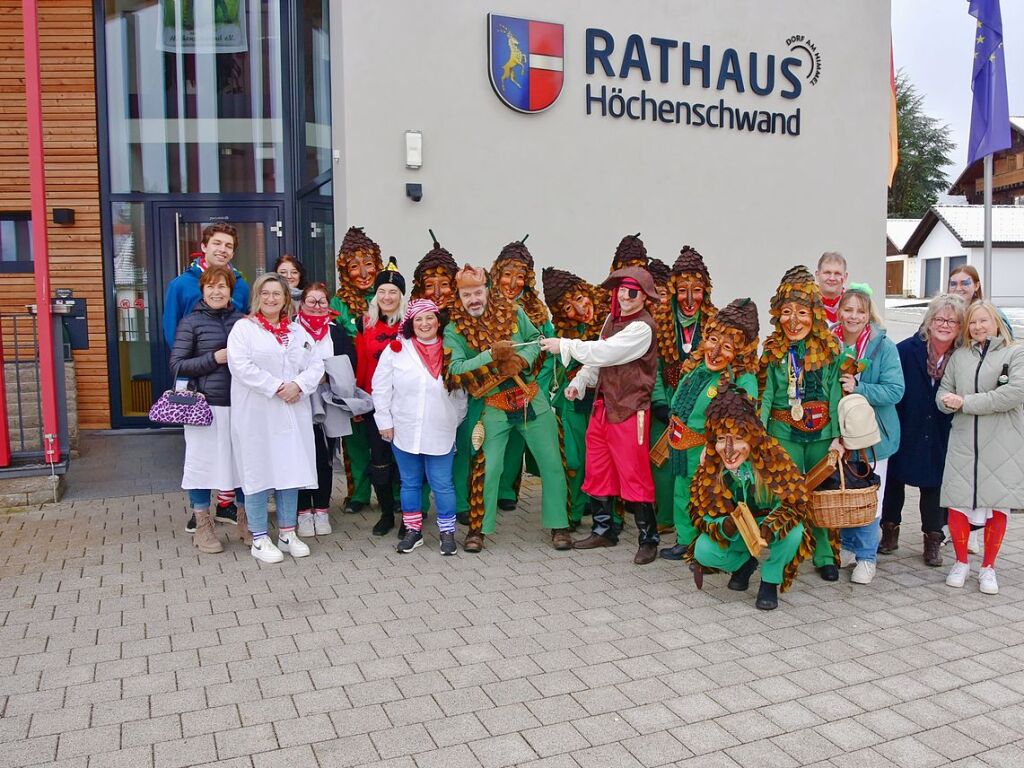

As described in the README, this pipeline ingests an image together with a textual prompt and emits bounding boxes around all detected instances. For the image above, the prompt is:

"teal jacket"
[851,326,905,461]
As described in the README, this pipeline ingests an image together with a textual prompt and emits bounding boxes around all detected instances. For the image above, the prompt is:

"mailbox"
[53,298,89,350]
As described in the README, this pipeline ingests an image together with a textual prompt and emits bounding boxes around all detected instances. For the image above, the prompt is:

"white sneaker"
[946,561,970,588]
[979,566,998,595]
[968,529,981,554]
[839,549,857,568]
[251,535,284,564]
[314,511,332,535]
[297,513,315,538]
[277,531,310,558]
[851,560,876,585]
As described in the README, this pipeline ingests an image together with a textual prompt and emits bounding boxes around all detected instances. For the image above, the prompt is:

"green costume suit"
[549,324,593,524]
[692,463,805,584]
[330,292,375,506]
[760,343,842,566]
[445,308,568,534]
[670,365,758,548]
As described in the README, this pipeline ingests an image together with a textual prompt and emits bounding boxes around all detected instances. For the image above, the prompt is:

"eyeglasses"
[949,279,974,288]
[303,298,329,307]
[931,317,960,327]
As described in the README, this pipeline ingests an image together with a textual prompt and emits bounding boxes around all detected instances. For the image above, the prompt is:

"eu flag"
[967,0,1011,167]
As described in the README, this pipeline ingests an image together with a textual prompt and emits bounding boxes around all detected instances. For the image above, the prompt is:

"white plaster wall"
[330,0,890,326]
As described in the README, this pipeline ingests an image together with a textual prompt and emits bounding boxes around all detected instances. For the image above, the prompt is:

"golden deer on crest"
[497,24,526,92]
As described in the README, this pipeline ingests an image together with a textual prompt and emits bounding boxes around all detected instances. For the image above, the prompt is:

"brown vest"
[595,311,659,424]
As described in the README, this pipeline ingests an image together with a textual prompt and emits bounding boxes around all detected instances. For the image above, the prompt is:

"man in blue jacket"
[162,223,251,347]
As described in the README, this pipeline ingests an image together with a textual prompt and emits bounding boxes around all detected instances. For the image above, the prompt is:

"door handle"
[271,221,283,238]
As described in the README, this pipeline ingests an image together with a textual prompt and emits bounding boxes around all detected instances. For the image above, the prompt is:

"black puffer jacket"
[168,302,243,406]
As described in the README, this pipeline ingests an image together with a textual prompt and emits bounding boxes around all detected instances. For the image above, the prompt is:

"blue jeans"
[244,489,298,534]
[391,445,456,523]
[187,488,245,511]
[840,518,881,562]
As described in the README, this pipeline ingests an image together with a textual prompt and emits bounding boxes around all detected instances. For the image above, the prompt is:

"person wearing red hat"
[541,266,662,564]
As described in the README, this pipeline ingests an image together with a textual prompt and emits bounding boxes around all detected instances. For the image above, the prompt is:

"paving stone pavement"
[1,474,1023,768]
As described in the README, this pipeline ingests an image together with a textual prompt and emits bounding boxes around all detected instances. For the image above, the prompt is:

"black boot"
[659,543,688,561]
[728,556,758,591]
[626,502,659,564]
[573,496,619,549]
[371,484,395,536]
[755,581,779,610]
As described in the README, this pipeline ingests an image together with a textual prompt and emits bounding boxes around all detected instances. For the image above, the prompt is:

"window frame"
[0,211,34,274]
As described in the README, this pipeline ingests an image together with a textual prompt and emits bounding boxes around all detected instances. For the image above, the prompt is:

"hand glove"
[652,404,670,423]
[491,340,526,377]
[760,524,772,543]
[722,516,737,537]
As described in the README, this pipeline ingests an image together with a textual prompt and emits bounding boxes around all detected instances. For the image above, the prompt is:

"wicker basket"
[810,461,879,529]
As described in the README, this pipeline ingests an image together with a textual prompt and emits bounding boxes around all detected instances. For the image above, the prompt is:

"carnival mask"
[345,250,378,292]
[704,331,737,372]
[779,300,812,342]
[676,275,705,317]
[715,433,751,471]
[656,284,670,304]
[563,289,595,325]
[422,273,454,308]
[497,262,527,300]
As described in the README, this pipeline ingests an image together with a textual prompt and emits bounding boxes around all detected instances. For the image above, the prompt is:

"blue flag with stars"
[967,0,1011,167]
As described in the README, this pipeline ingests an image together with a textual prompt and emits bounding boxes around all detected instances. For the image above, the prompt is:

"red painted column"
[22,0,61,463]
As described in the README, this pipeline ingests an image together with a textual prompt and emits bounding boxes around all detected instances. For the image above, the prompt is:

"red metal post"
[0,315,10,468]
[21,0,61,463]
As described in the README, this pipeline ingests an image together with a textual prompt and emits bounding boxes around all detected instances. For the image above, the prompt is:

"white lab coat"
[562,321,653,398]
[227,317,325,495]
[371,339,467,456]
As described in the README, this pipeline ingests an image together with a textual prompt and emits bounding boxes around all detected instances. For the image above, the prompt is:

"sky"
[892,0,1023,177]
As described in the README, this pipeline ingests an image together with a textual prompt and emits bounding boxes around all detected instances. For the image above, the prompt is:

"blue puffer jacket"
[852,325,905,461]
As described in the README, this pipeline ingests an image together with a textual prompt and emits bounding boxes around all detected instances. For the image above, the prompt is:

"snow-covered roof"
[903,205,1024,254]
[886,218,919,252]
[1012,116,1024,134]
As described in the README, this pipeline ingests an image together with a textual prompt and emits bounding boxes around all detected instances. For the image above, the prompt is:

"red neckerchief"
[252,313,291,345]
[821,292,842,324]
[195,254,208,272]
[297,309,339,342]
[412,337,444,379]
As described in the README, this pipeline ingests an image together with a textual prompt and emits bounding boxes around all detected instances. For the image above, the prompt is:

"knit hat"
[372,257,406,294]
[541,267,584,309]
[404,298,440,322]
[671,245,712,288]
[647,258,671,287]
[611,233,649,270]
[455,263,487,289]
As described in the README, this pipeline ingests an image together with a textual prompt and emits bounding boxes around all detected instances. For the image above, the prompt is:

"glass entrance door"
[111,202,284,424]
[299,198,335,286]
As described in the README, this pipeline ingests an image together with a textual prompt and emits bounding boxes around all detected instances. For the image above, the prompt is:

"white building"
[902,205,1024,306]
[328,1,890,322]
[885,217,920,297]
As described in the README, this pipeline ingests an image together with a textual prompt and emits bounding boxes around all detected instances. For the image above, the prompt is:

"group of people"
[163,224,1023,609]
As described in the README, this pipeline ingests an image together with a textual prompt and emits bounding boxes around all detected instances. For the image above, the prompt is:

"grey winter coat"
[936,335,1024,510]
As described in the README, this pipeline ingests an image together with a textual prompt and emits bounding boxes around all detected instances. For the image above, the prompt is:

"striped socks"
[403,512,423,532]
[437,514,456,534]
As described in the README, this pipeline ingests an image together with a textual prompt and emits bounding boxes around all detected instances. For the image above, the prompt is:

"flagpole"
[983,153,993,300]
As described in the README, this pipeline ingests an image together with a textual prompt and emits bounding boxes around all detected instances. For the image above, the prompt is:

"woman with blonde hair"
[228,273,325,563]
[937,301,1024,594]
[355,260,408,536]
[881,294,966,566]
[832,284,905,585]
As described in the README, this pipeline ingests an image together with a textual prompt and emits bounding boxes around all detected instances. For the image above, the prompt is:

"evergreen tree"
[888,71,955,218]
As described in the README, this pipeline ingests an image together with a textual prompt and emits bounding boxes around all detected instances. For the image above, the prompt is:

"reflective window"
[0,213,32,271]
[301,0,331,184]
[104,0,284,193]
[112,202,152,416]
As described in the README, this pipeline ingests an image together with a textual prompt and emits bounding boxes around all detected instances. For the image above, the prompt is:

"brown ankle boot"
[193,509,224,554]
[634,543,658,565]
[235,505,253,546]
[923,531,944,567]
[878,522,900,554]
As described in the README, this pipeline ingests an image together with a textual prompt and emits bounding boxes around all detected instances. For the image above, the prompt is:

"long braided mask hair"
[492,240,549,328]
[679,297,761,380]
[335,226,384,317]
[688,384,814,592]
[759,265,840,389]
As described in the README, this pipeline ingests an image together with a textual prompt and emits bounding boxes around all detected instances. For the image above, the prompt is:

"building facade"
[2,1,891,430]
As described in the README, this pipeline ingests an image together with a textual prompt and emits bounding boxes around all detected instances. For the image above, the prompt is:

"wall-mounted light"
[406,183,423,202]
[52,208,75,225]
[405,130,422,169]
